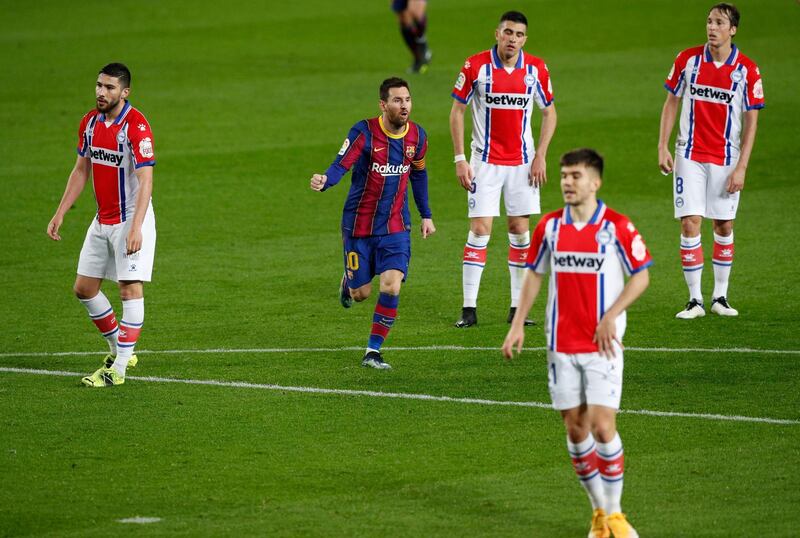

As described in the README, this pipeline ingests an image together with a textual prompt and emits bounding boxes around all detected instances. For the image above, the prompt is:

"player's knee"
[118,281,143,301]
[591,421,617,443]
[507,218,529,235]
[73,280,98,300]
[351,285,371,302]
[470,222,492,236]
[680,216,702,236]
[713,220,733,236]
[565,423,590,443]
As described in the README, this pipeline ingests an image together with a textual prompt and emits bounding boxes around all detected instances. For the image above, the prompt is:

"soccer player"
[502,149,651,538]
[391,0,431,74]
[450,10,557,328]
[658,3,764,319]
[310,77,435,370]
[46,63,156,387]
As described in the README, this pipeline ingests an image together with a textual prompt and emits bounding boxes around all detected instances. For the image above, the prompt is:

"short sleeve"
[451,58,477,104]
[127,115,156,168]
[744,64,765,110]
[526,216,551,274]
[614,218,653,276]
[532,63,554,109]
[76,114,90,157]
[664,51,689,96]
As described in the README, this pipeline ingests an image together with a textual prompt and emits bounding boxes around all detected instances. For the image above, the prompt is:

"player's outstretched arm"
[310,174,328,191]
[594,268,650,358]
[449,101,474,191]
[530,104,557,188]
[727,109,759,193]
[658,93,680,175]
[502,270,543,360]
[47,156,91,241]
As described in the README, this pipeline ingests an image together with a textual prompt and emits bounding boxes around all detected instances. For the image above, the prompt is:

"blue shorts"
[343,231,410,288]
[391,0,408,13]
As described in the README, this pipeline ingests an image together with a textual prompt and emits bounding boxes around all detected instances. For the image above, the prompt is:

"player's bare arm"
[658,93,680,174]
[594,268,650,358]
[727,109,759,193]
[530,103,557,187]
[125,165,153,255]
[47,155,91,241]
[449,100,474,191]
[310,173,328,191]
[502,270,543,359]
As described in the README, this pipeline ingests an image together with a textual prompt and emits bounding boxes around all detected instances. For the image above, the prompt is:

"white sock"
[567,433,605,510]
[712,232,734,299]
[113,298,144,376]
[680,234,703,302]
[462,232,490,308]
[597,433,624,515]
[507,231,530,308]
[78,292,118,354]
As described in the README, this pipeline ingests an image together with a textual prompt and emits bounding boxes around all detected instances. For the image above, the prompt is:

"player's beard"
[96,97,119,113]
[387,111,408,131]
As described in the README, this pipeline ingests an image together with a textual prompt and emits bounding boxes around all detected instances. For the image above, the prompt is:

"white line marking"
[1,367,797,426]
[118,517,161,524]
[1,345,799,358]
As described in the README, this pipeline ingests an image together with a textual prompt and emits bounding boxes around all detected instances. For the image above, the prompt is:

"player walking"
[450,10,557,328]
[310,78,435,370]
[503,149,651,538]
[658,3,764,319]
[47,63,156,387]
[391,0,431,74]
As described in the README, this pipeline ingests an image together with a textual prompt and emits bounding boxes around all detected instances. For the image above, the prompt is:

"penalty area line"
[0,366,798,426]
[1,345,799,358]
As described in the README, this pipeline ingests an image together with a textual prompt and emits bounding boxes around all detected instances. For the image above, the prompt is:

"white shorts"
[467,157,540,218]
[77,204,156,282]
[547,349,623,411]
[673,154,740,220]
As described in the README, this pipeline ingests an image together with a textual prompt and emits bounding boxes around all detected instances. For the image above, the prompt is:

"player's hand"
[126,227,143,255]
[310,174,327,191]
[502,326,525,360]
[455,160,474,192]
[658,147,674,175]
[46,214,63,241]
[529,155,547,187]
[593,314,623,359]
[420,218,436,239]
[726,166,746,194]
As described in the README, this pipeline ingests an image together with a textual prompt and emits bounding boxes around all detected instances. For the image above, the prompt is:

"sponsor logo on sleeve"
[455,72,466,91]
[139,137,154,159]
[337,138,350,156]
[138,123,147,132]
[753,79,764,99]
[632,234,647,262]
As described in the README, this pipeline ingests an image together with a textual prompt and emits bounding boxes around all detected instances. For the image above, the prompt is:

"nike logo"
[373,147,385,152]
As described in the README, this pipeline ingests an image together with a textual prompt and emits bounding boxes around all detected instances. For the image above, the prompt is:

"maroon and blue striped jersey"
[323,117,431,237]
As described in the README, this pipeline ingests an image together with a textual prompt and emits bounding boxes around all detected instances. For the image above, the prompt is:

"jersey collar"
[564,199,605,225]
[378,116,409,139]
[98,100,131,126]
[491,45,524,69]
[704,43,738,65]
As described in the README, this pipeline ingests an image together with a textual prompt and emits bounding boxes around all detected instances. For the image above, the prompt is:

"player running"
[391,0,431,74]
[503,149,651,538]
[450,10,557,328]
[47,63,157,387]
[310,77,435,370]
[658,3,764,319]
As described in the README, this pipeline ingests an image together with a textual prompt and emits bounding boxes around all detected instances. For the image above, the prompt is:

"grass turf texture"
[1,0,799,536]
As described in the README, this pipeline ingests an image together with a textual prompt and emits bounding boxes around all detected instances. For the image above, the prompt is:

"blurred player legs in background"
[392,0,431,73]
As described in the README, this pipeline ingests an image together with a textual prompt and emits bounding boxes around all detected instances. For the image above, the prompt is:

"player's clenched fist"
[310,174,327,191]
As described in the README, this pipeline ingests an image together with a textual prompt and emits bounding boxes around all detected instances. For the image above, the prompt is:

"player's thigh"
[76,218,114,280]
[468,159,503,218]
[376,232,411,282]
[547,351,585,410]
[706,162,740,220]
[673,155,707,218]
[502,162,540,217]
[112,206,157,283]
[343,235,376,289]
[580,350,623,410]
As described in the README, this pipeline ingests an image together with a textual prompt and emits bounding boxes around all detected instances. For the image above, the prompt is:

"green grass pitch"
[1,0,799,536]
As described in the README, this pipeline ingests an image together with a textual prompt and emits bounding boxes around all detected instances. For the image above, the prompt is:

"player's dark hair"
[709,3,739,28]
[379,77,409,101]
[499,11,528,27]
[99,63,131,88]
[560,148,604,178]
